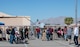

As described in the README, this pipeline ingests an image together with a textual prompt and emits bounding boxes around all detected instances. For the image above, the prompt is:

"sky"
[0,0,80,22]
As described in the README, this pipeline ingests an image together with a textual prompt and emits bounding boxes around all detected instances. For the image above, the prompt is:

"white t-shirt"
[74,27,79,36]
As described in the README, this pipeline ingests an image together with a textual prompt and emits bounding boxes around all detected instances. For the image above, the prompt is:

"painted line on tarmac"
[24,44,28,47]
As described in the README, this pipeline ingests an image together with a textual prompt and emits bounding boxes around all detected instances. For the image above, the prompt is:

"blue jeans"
[37,32,40,39]
[10,34,15,44]
[64,34,67,40]
[46,34,50,41]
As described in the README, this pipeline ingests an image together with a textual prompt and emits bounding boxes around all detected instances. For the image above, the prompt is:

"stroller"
[15,31,23,44]
[15,31,29,44]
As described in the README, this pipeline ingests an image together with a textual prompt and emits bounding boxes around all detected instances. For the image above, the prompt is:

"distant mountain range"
[39,16,80,26]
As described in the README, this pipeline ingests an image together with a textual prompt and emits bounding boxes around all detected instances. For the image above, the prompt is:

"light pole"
[75,0,78,26]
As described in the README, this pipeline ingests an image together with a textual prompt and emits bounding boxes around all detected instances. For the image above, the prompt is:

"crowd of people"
[0,25,80,47]
[0,26,29,44]
[35,25,80,47]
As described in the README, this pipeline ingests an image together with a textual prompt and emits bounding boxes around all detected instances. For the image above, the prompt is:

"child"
[42,30,46,41]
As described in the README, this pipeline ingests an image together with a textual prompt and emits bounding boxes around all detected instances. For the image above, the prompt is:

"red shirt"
[49,28,53,34]
[36,28,40,33]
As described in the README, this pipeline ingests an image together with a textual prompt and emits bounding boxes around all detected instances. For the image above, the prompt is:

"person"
[24,27,29,39]
[10,27,15,44]
[6,27,11,41]
[61,29,64,38]
[42,30,46,41]
[73,25,79,46]
[19,27,24,40]
[35,27,40,39]
[0,27,2,41]
[63,26,67,41]
[49,27,53,40]
[46,27,50,41]
[78,26,80,47]
[53,26,58,40]
[57,27,61,38]
[15,29,21,44]
[67,26,72,45]
[24,26,29,43]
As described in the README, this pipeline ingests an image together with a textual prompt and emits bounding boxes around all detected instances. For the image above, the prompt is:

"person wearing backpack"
[10,27,15,44]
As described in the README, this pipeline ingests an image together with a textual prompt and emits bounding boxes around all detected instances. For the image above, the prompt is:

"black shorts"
[67,35,71,39]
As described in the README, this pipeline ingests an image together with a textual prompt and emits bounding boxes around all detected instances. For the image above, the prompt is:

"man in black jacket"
[24,27,29,39]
